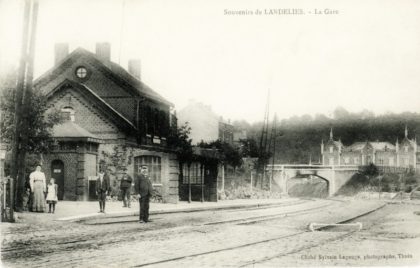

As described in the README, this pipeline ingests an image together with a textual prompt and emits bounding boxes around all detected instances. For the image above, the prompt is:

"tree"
[361,163,379,184]
[0,83,61,209]
[198,140,243,170]
[1,87,61,155]
[167,122,194,164]
[238,138,259,158]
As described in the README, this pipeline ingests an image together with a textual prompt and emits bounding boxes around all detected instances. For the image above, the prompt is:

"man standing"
[120,169,133,208]
[135,166,153,223]
[96,168,110,213]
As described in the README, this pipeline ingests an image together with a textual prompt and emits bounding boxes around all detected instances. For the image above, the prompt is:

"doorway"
[51,160,65,200]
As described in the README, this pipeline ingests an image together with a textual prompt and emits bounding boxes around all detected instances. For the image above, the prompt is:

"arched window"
[134,156,161,184]
[61,106,75,122]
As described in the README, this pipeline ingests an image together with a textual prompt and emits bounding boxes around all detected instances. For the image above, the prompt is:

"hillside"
[235,108,420,164]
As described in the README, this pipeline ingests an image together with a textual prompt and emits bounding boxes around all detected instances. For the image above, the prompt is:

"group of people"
[27,164,153,223]
[96,165,153,223]
[28,165,59,213]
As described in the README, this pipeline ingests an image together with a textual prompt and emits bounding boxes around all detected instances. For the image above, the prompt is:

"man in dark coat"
[96,169,111,213]
[120,169,133,208]
[135,166,153,223]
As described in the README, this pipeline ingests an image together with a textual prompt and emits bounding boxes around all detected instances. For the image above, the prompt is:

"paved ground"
[1,198,419,267]
[11,198,299,222]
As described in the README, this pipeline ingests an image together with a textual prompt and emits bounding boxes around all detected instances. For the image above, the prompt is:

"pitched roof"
[34,47,173,106]
[52,121,100,142]
[333,140,343,148]
[344,142,366,151]
[370,142,396,151]
[48,79,136,131]
[344,141,396,152]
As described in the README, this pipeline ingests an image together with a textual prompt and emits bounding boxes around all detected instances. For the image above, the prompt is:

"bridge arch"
[284,173,330,198]
[268,164,359,197]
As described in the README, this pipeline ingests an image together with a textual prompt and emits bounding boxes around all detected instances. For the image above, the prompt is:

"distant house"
[34,43,179,202]
[233,130,247,146]
[177,100,234,145]
[321,127,419,172]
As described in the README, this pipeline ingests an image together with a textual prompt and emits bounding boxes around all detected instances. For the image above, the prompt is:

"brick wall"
[48,88,123,140]
[37,56,135,122]
[98,143,179,203]
[43,152,79,200]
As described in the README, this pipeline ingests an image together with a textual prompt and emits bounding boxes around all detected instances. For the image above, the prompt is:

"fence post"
[250,171,253,193]
[9,177,14,222]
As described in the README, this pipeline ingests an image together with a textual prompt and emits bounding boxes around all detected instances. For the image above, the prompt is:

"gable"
[35,53,139,122]
[34,48,173,106]
[325,140,337,152]
[400,138,415,151]
[46,80,136,139]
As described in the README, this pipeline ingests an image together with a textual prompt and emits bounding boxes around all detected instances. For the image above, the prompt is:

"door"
[51,160,65,200]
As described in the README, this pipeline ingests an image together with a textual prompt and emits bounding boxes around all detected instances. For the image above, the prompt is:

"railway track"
[78,198,315,225]
[1,199,341,258]
[2,199,386,268]
[131,203,386,267]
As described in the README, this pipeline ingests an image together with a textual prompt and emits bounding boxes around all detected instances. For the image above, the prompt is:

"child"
[46,178,58,213]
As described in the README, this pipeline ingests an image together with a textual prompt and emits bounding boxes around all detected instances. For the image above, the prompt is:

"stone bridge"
[266,164,360,196]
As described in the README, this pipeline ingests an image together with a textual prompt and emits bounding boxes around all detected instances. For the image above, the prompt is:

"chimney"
[95,42,111,61]
[54,43,69,65]
[128,59,141,80]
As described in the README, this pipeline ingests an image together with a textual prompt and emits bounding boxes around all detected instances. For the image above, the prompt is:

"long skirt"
[32,181,46,212]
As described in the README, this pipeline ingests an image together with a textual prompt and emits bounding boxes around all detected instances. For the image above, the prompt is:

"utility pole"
[259,89,270,189]
[10,0,39,212]
[270,113,277,193]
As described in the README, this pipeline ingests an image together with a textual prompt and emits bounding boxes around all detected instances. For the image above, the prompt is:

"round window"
[75,66,88,79]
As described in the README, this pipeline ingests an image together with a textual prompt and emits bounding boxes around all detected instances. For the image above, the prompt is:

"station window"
[182,162,203,184]
[61,106,75,122]
[75,66,88,79]
[134,156,161,184]
[344,157,350,164]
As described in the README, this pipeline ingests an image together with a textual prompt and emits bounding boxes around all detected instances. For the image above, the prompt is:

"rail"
[266,164,361,171]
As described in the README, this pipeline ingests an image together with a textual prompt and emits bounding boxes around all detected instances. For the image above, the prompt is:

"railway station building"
[35,43,180,202]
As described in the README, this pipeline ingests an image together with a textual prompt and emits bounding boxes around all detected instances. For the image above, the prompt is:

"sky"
[0,0,419,122]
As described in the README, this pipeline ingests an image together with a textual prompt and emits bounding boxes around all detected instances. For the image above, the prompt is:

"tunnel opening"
[287,174,329,198]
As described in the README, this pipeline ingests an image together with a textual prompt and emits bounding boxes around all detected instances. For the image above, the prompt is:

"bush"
[405,175,419,185]
[405,185,413,193]
[381,184,391,192]
[381,173,399,184]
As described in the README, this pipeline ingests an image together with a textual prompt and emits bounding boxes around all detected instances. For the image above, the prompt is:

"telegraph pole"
[270,113,277,193]
[10,0,39,212]
[259,89,270,189]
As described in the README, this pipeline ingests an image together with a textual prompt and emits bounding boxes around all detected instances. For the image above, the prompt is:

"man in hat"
[135,165,153,223]
[96,168,111,213]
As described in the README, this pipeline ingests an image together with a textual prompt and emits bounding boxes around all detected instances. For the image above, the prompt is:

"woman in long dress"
[29,166,47,212]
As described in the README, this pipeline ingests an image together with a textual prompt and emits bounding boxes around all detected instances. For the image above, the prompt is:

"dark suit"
[135,173,153,222]
[120,174,133,207]
[96,173,111,212]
